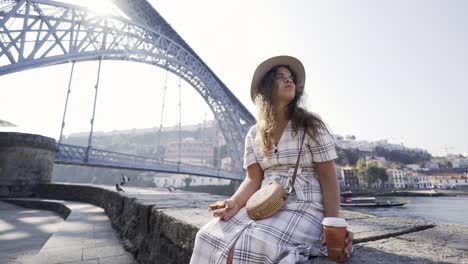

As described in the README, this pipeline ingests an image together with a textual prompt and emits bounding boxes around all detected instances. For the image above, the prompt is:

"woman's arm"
[231,163,264,207]
[315,160,340,217]
[214,163,263,221]
[317,159,354,260]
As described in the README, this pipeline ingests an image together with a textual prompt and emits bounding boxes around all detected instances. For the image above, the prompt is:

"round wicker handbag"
[245,131,306,220]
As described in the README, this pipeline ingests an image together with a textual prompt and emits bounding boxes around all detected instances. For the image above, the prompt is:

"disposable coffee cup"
[322,217,348,263]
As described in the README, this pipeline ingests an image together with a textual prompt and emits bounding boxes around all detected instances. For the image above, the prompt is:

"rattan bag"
[245,131,306,220]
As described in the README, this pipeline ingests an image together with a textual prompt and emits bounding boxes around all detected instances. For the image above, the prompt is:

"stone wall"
[33,183,468,264]
[0,132,56,197]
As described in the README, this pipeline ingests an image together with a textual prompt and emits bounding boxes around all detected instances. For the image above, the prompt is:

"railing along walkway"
[55,143,243,181]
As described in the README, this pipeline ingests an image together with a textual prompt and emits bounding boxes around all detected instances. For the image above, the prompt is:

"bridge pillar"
[0,132,56,197]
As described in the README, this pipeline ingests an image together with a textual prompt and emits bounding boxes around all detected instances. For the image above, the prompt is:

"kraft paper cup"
[322,217,348,263]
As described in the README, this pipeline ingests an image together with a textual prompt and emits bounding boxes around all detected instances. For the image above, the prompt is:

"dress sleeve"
[308,125,338,163]
[243,126,258,169]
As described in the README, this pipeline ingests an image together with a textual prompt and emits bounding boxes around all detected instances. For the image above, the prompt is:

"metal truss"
[56,143,243,180]
[0,0,255,174]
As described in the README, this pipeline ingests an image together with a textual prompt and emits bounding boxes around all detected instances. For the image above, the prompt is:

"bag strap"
[288,129,307,194]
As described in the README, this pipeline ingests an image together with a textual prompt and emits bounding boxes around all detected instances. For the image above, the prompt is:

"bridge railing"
[55,143,243,181]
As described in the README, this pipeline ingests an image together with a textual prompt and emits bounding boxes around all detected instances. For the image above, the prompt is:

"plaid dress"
[190,121,338,264]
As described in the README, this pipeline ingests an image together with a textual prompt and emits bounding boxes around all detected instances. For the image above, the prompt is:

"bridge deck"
[56,143,244,181]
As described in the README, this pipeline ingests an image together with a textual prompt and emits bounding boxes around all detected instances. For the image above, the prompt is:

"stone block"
[0,132,56,197]
[348,235,468,264]
[83,245,127,260]
[348,216,435,243]
[99,253,137,264]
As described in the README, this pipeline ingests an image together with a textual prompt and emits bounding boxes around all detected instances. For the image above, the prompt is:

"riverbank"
[17,183,466,263]
[346,189,468,197]
[343,196,468,226]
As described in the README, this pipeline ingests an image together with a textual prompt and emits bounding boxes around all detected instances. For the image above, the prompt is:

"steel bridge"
[0,0,255,180]
[55,143,243,180]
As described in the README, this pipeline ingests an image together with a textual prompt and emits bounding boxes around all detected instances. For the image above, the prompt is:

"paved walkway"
[0,201,63,263]
[0,199,136,264]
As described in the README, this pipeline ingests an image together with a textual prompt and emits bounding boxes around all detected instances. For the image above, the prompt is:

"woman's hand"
[211,199,240,221]
[343,231,354,259]
[321,230,354,261]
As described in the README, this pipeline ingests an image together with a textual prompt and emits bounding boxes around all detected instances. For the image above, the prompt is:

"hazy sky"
[1,0,467,157]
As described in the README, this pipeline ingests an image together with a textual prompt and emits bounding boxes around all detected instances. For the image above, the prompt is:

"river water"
[344,195,468,225]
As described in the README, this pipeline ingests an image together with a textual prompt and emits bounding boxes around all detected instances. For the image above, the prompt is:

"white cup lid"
[322,217,348,227]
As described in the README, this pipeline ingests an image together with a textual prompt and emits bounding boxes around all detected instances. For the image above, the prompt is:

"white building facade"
[411,175,432,189]
[385,169,407,189]
[431,177,468,189]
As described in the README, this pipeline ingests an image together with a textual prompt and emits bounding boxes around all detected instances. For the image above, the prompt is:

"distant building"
[429,175,468,189]
[165,138,215,166]
[335,166,346,189]
[451,158,468,169]
[152,174,230,188]
[385,169,407,189]
[406,164,421,171]
[425,162,440,170]
[365,156,388,168]
[410,174,431,189]
[341,167,359,189]
[431,157,449,168]
[334,135,344,141]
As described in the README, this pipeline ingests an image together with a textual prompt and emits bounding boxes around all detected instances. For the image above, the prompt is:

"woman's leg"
[226,246,234,264]
[226,237,239,264]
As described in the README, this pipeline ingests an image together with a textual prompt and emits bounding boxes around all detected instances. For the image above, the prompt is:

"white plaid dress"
[190,121,338,264]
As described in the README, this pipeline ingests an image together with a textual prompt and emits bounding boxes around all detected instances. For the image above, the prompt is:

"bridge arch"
[0,0,256,173]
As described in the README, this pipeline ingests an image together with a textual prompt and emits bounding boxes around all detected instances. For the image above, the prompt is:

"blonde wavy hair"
[254,65,330,157]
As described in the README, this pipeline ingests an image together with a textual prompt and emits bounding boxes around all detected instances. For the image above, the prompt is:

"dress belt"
[264,167,310,186]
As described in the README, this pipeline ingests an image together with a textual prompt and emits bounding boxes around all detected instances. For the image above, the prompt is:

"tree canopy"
[352,158,388,186]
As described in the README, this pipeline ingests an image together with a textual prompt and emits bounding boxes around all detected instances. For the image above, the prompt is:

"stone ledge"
[344,225,468,264]
[32,183,467,264]
[1,198,71,219]
[0,132,56,151]
[347,216,436,243]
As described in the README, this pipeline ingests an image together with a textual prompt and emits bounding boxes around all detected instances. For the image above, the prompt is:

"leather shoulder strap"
[288,129,307,194]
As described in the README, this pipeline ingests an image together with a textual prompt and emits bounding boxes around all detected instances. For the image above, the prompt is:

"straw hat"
[250,55,305,102]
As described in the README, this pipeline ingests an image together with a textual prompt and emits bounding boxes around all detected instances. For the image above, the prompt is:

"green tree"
[352,159,388,188]
[367,164,388,187]
[352,159,368,187]
[374,146,432,164]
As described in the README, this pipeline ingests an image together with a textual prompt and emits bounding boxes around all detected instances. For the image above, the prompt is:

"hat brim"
[250,55,305,102]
